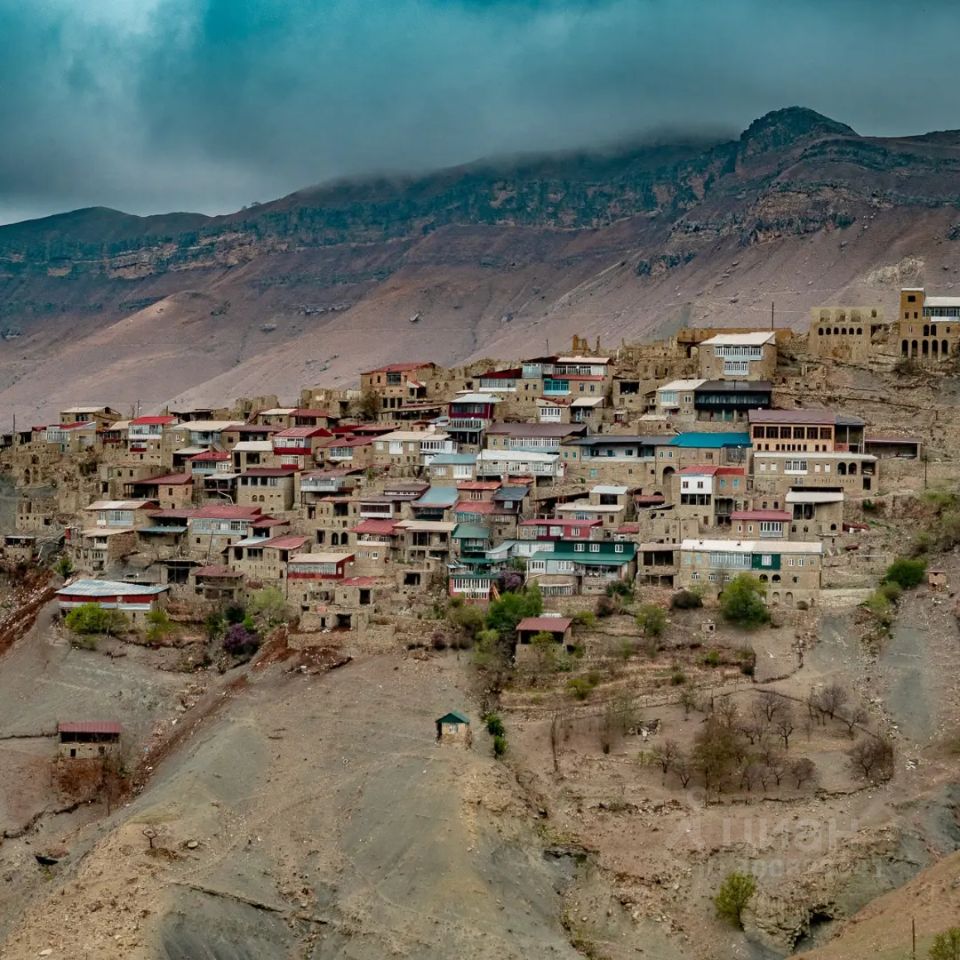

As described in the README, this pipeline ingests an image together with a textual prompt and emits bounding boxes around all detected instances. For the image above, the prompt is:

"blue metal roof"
[668,432,751,448]
[415,486,459,507]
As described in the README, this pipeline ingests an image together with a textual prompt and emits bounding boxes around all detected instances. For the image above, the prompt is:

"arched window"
[833,327,839,335]
[856,328,862,335]
[943,340,949,356]
[818,328,824,336]
[911,340,919,357]
[902,339,909,356]
[931,324,938,336]
[923,324,930,336]
[922,340,930,356]
[837,463,847,476]
[932,339,939,356]
[848,462,858,475]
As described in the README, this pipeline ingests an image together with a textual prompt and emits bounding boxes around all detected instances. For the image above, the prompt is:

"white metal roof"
[571,397,605,407]
[395,519,457,532]
[58,579,168,597]
[785,490,844,504]
[183,420,243,432]
[555,355,612,364]
[377,430,450,442]
[924,296,960,308]
[85,500,155,511]
[700,332,776,346]
[681,538,823,554]
[592,484,628,494]
[289,552,354,563]
[658,379,706,392]
[453,392,503,404]
[556,502,623,514]
[233,440,273,452]
[80,527,135,537]
[259,408,296,415]
[478,450,557,463]
[753,451,876,461]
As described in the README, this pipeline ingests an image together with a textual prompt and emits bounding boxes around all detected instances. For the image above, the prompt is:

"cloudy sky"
[1,0,957,224]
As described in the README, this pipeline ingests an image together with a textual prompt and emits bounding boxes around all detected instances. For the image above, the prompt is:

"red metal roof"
[57,721,121,735]
[454,499,496,514]
[193,565,243,579]
[250,516,286,528]
[352,519,398,535]
[456,481,500,491]
[292,408,333,418]
[520,517,601,527]
[194,505,263,520]
[190,450,231,461]
[731,510,791,521]
[633,494,666,505]
[131,415,178,426]
[361,362,435,375]
[274,426,333,438]
[262,534,309,551]
[340,576,379,587]
[129,472,193,486]
[679,465,720,475]
[242,467,299,477]
[516,616,573,633]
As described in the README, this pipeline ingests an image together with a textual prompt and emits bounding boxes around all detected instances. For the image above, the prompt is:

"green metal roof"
[437,711,470,724]
[668,432,751,448]
[453,523,491,540]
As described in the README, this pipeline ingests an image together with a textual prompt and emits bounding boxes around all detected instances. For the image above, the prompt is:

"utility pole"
[912,916,916,959]
[770,301,775,330]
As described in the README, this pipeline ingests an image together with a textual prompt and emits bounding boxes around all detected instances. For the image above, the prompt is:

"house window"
[614,543,624,553]
[575,543,585,552]
[589,543,600,552]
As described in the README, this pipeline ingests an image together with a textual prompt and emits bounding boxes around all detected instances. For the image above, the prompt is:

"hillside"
[2,106,960,418]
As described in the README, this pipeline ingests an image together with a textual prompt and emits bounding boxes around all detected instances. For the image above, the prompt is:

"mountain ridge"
[1,105,959,420]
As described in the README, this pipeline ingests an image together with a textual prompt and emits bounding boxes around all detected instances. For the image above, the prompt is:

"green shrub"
[145,608,174,645]
[635,603,667,638]
[485,583,543,638]
[719,574,770,628]
[64,603,127,637]
[670,670,687,686]
[703,650,721,668]
[55,555,74,578]
[594,595,619,618]
[929,926,960,960]
[492,734,507,759]
[484,713,505,737]
[878,580,902,603]
[605,580,633,599]
[670,588,703,610]
[861,499,877,513]
[571,610,597,629]
[883,557,926,590]
[714,872,757,928]
[566,677,595,701]
[247,586,290,626]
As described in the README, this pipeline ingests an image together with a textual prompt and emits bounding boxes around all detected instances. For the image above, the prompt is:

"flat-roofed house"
[678,538,822,606]
[697,331,777,380]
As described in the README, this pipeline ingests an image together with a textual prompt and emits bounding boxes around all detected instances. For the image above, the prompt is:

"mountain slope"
[2,107,960,418]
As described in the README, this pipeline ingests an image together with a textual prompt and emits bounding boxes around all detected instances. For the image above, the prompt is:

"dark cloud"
[1,0,958,223]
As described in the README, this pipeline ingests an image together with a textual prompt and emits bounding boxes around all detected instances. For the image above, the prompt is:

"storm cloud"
[1,0,958,223]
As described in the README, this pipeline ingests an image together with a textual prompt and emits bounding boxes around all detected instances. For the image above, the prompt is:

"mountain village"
[1,287,960,958]
[5,288,945,628]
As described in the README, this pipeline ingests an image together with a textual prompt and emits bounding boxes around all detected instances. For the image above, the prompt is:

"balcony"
[448,418,486,431]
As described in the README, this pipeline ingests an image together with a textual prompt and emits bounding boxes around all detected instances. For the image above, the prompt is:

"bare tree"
[740,700,771,746]
[789,757,816,788]
[714,697,739,729]
[679,688,698,719]
[815,683,849,721]
[738,758,762,792]
[651,739,680,775]
[765,750,789,787]
[757,690,785,724]
[841,706,868,739]
[673,751,692,788]
[848,736,894,782]
[774,704,795,750]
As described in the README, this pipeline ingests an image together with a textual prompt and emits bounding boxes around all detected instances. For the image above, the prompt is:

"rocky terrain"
[2,107,960,418]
